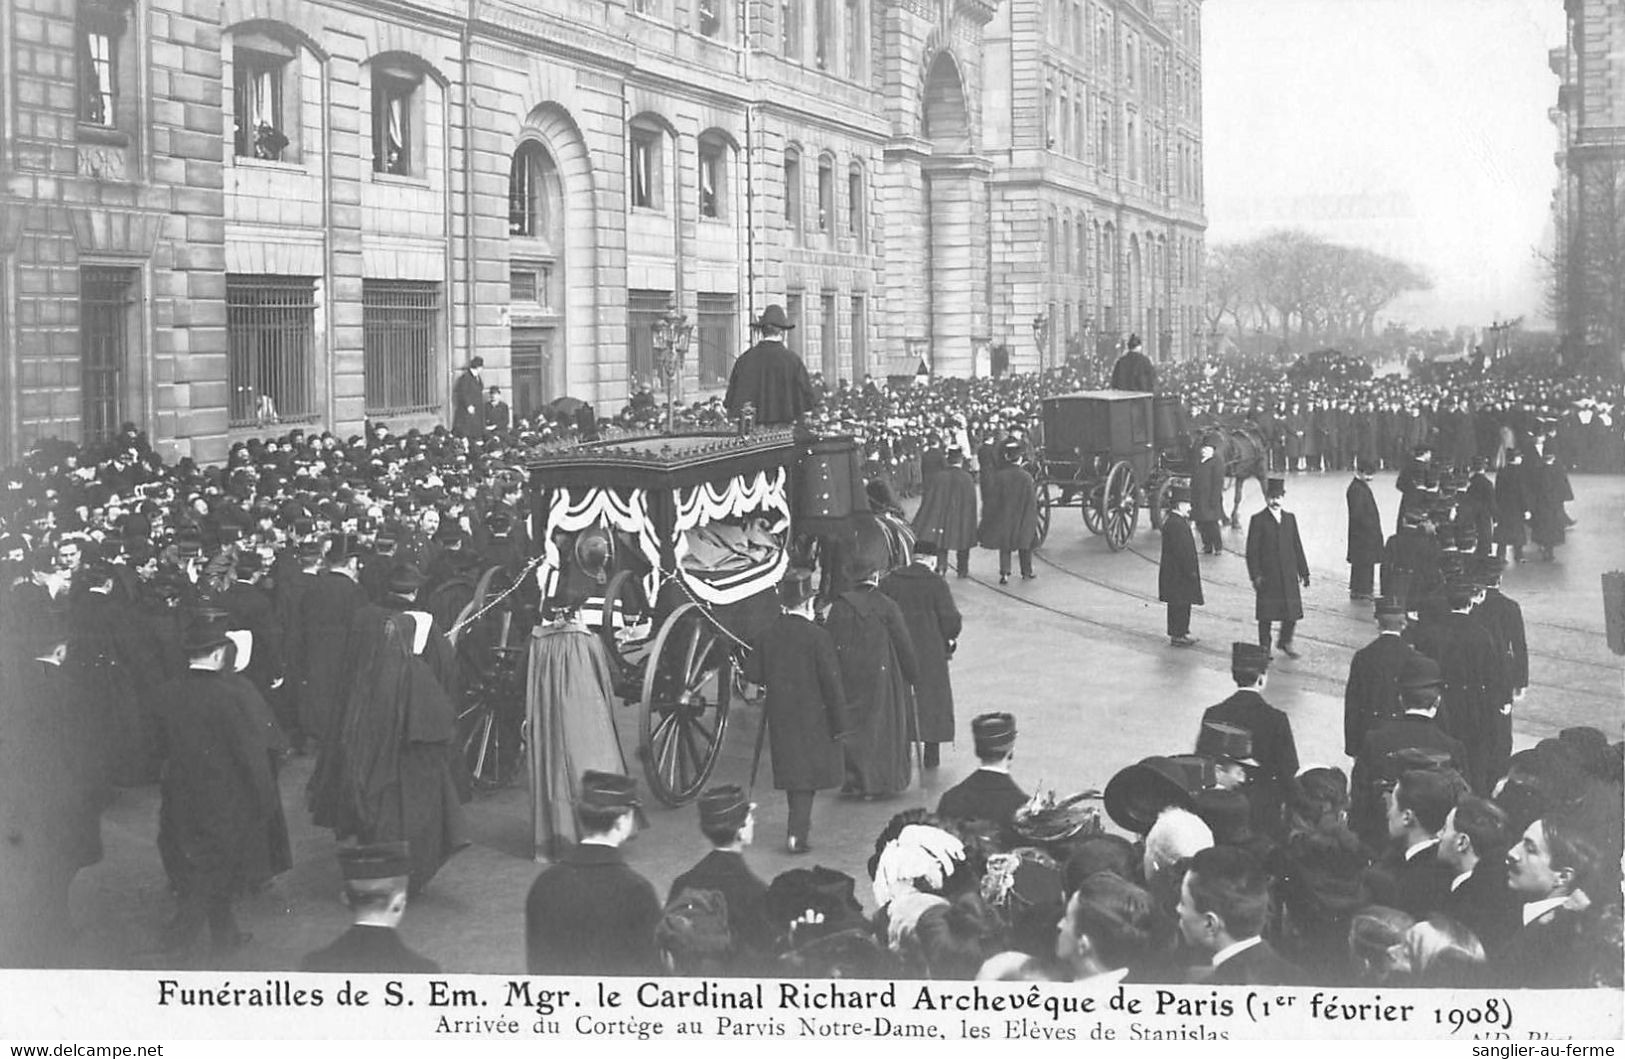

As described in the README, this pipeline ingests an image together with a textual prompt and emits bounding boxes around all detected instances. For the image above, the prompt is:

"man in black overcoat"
[1492,450,1529,563]
[1109,334,1157,392]
[1189,438,1226,554]
[936,713,1028,850]
[742,570,847,853]
[667,786,777,972]
[724,304,818,426]
[295,532,368,742]
[1380,506,1440,615]
[150,611,277,955]
[1198,645,1297,839]
[1343,597,1422,758]
[452,357,486,438]
[524,770,662,976]
[1437,796,1520,956]
[1244,478,1309,658]
[1363,767,1458,920]
[1348,655,1468,850]
[1158,483,1202,647]
[977,439,1039,584]
[1408,582,1511,794]
[1471,557,1528,701]
[911,451,977,578]
[484,385,511,432]
[1462,457,1496,559]
[879,540,961,768]
[1345,456,1383,601]
[301,842,441,973]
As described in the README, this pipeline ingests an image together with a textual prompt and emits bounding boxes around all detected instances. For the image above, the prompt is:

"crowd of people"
[0,325,1620,988]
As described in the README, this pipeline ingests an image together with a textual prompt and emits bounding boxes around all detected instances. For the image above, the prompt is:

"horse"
[1188,420,1272,528]
[790,507,914,605]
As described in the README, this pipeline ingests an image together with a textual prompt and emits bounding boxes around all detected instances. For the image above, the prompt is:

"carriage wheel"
[639,602,734,807]
[455,659,526,791]
[595,569,649,688]
[1102,460,1140,551]
[1034,481,1053,547]
[1150,475,1176,532]
[1082,483,1106,535]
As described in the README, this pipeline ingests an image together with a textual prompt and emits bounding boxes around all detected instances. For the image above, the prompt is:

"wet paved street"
[51,469,1625,974]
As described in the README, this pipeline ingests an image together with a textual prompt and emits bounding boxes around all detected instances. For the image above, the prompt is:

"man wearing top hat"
[294,532,368,743]
[1189,436,1226,554]
[1345,456,1383,601]
[301,842,440,973]
[742,569,848,854]
[1348,654,1468,849]
[1158,481,1202,647]
[1343,597,1423,758]
[524,769,662,976]
[1244,477,1309,658]
[936,713,1028,849]
[1198,646,1297,839]
[977,438,1040,584]
[667,785,776,971]
[452,357,486,439]
[879,538,962,768]
[148,608,278,955]
[724,304,819,427]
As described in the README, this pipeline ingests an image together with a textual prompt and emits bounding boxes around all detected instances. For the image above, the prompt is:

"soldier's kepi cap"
[1374,596,1407,618]
[1473,556,1507,586]
[971,712,1017,757]
[339,841,411,881]
[697,784,753,832]
[1399,654,1444,693]
[1264,476,1286,499]
[1168,480,1191,505]
[181,607,232,653]
[1231,642,1271,671]
[579,769,641,813]
[1196,720,1258,767]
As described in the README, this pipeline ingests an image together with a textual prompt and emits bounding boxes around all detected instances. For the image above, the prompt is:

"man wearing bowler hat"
[936,713,1028,848]
[1197,646,1297,839]
[148,608,278,956]
[524,769,662,975]
[1343,597,1423,758]
[1245,476,1309,658]
[301,842,440,973]
[667,785,775,970]
[724,303,819,426]
[1158,481,1202,647]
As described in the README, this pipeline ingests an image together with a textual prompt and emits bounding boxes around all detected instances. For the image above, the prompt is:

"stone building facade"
[0,0,1204,463]
[1548,0,1625,369]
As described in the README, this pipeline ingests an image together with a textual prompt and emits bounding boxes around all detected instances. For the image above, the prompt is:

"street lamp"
[1032,310,1050,372]
[650,295,694,434]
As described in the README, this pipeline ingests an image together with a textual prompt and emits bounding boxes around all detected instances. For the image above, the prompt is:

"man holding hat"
[667,785,775,971]
[1244,477,1309,657]
[1158,480,1202,647]
[1190,436,1226,554]
[742,568,848,853]
[1348,653,1468,849]
[1343,597,1423,758]
[724,304,818,426]
[149,608,278,955]
[1346,456,1383,601]
[301,842,440,973]
[524,769,662,975]
[1198,645,1298,838]
[936,712,1027,848]
[977,438,1039,584]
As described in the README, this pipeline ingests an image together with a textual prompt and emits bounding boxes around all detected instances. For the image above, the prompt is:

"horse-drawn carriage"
[509,428,908,807]
[1031,390,1194,550]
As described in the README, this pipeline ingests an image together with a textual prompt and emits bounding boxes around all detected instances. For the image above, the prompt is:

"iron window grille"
[227,276,318,428]
[363,281,440,415]
[696,293,736,387]
[79,267,135,441]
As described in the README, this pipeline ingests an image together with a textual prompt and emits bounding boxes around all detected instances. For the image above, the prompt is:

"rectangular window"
[362,280,439,415]
[76,3,125,128]
[696,293,737,388]
[697,0,720,37]
[814,0,830,69]
[846,0,863,80]
[699,141,725,219]
[785,292,803,348]
[371,74,415,176]
[784,151,802,234]
[233,47,290,160]
[627,290,671,388]
[782,0,800,60]
[511,330,556,416]
[227,276,318,428]
[847,168,863,240]
[79,267,134,441]
[630,128,661,210]
[816,158,833,233]
[850,295,867,380]
[509,269,538,304]
[820,292,838,381]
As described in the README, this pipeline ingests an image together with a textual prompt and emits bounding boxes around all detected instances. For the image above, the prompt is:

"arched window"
[698,128,733,220]
[1047,214,1057,272]
[509,141,550,236]
[628,113,668,210]
[847,162,866,244]
[1062,217,1072,276]
[229,24,308,163]
[783,145,802,236]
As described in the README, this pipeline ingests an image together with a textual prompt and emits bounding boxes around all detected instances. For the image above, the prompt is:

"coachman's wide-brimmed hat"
[757,304,796,330]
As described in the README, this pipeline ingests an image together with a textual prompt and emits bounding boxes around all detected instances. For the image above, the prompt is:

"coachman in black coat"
[724,307,818,426]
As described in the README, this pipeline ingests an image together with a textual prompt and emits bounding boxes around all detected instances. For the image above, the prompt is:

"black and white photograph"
[0,0,1622,1045]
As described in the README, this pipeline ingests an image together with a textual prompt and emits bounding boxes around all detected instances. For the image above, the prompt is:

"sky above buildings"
[1202,0,1566,329]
